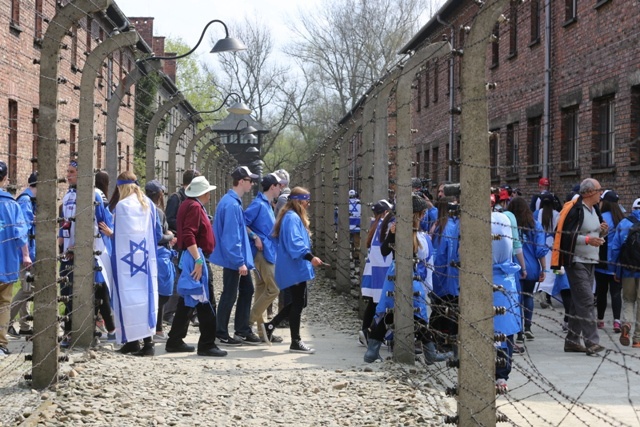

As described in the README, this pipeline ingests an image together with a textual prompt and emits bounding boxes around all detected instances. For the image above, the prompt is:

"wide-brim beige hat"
[185,176,216,197]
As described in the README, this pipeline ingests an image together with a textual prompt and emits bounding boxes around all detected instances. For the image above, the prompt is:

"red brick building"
[1,0,145,196]
[399,0,640,207]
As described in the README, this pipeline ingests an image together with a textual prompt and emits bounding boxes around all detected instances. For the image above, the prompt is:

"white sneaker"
[358,330,367,347]
[153,332,168,342]
[0,346,10,356]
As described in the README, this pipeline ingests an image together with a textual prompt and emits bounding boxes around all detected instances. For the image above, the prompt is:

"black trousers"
[166,262,218,351]
[270,282,307,342]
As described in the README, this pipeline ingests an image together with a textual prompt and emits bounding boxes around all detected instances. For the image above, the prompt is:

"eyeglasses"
[592,188,604,193]
[242,178,252,182]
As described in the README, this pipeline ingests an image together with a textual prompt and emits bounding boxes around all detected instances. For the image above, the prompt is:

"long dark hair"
[600,199,625,227]
[508,197,534,235]
[540,197,555,233]
[431,197,454,246]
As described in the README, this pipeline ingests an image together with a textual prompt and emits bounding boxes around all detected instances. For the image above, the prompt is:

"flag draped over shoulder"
[111,195,158,344]
[360,220,392,303]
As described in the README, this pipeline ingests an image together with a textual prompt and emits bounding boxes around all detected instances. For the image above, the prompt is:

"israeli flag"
[111,195,158,344]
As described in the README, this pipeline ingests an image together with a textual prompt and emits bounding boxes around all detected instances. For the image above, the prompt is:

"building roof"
[211,113,270,134]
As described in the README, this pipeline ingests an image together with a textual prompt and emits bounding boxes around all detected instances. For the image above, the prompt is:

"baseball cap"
[633,198,640,209]
[144,179,166,196]
[231,166,258,181]
[600,190,619,203]
[539,177,550,187]
[499,188,510,202]
[372,199,393,215]
[273,169,289,186]
[349,189,356,197]
[28,172,38,187]
[185,176,217,197]
[262,173,279,191]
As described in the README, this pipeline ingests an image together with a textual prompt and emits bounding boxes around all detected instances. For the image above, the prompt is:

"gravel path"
[6,269,455,426]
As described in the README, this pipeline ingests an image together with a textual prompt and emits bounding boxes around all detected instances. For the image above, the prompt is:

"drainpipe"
[437,14,455,182]
[542,0,551,179]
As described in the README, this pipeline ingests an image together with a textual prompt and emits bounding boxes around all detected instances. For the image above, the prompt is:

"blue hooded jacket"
[432,216,460,297]
[16,188,36,262]
[520,220,549,282]
[244,192,277,264]
[0,190,29,283]
[609,209,640,279]
[210,189,254,270]
[274,210,315,289]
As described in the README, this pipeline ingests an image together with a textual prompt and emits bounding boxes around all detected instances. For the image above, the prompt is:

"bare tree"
[285,0,429,121]
[209,17,294,167]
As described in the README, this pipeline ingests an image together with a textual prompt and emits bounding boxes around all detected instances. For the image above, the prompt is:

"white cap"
[273,169,289,186]
[633,198,640,209]
[348,189,356,197]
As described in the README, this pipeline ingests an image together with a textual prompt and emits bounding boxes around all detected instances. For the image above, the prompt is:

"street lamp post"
[140,19,246,181]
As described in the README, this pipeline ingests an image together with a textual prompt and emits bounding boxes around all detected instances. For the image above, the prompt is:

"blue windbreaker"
[210,190,254,270]
[16,188,36,262]
[0,190,28,283]
[274,210,315,289]
[520,220,549,282]
[610,209,640,279]
[244,192,277,264]
[433,216,460,297]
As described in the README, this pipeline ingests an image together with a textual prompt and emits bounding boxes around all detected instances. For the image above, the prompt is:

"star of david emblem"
[120,238,149,277]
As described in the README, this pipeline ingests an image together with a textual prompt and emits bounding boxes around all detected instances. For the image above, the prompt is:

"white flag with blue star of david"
[111,194,158,344]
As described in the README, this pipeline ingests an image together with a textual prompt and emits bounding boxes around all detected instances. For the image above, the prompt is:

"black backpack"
[620,216,640,271]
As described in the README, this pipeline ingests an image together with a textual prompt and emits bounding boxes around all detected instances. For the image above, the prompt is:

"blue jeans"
[521,279,536,330]
[216,267,254,338]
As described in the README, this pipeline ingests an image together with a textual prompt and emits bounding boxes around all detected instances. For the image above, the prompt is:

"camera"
[443,183,461,198]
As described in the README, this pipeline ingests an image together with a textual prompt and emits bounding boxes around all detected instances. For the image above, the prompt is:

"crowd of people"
[3,162,328,358]
[357,176,640,393]
[3,162,640,387]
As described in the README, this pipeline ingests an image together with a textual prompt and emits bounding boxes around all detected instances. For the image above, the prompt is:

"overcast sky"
[115,0,320,61]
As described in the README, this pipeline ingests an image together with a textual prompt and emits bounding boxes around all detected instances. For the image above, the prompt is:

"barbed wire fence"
[292,0,640,425]
[0,1,237,423]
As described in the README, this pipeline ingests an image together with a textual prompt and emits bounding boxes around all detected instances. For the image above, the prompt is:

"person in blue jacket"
[430,200,460,344]
[0,161,31,356]
[594,190,624,333]
[507,197,548,340]
[8,172,37,338]
[261,187,324,354]
[363,195,452,364]
[609,198,640,347]
[246,173,286,344]
[491,208,522,394]
[210,166,260,346]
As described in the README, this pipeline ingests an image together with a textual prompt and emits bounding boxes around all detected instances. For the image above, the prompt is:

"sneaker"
[234,332,262,346]
[632,341,640,348]
[496,378,508,394]
[153,332,168,342]
[7,325,20,338]
[597,320,605,329]
[524,329,535,340]
[562,322,569,332]
[620,323,631,347]
[217,336,242,346]
[165,342,195,353]
[96,319,107,334]
[586,344,605,356]
[516,332,525,344]
[613,321,621,333]
[0,346,9,356]
[289,340,315,354]
[564,342,587,353]
[358,330,368,347]
[105,332,117,342]
[512,344,525,355]
[60,336,71,349]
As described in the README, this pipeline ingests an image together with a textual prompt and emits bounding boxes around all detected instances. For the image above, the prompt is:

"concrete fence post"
[145,94,185,181]
[395,42,450,364]
[33,0,111,389]
[167,119,196,193]
[76,30,140,348]
[457,1,509,425]
[106,61,160,195]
